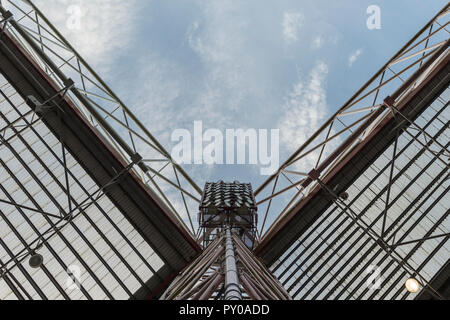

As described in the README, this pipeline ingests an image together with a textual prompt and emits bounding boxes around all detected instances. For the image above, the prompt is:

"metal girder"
[257,45,449,262]
[0,0,202,235]
[161,229,290,300]
[0,5,201,299]
[256,4,450,240]
[266,84,449,299]
[254,4,450,300]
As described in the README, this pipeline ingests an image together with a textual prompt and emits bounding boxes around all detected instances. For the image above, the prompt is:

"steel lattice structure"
[161,228,290,300]
[0,0,203,237]
[0,0,448,300]
[254,4,450,300]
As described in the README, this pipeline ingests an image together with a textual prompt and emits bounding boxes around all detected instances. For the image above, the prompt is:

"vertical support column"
[224,226,242,300]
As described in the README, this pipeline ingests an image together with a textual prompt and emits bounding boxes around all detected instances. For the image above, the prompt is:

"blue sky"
[33,0,448,228]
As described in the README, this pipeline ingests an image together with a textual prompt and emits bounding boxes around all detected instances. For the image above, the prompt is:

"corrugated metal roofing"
[0,75,165,299]
[270,86,449,299]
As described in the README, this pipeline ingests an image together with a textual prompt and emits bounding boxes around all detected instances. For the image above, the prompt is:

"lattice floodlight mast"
[162,182,289,300]
[199,181,257,249]
[161,229,290,300]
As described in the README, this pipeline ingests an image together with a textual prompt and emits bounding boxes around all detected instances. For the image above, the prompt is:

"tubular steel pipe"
[240,273,263,300]
[224,227,242,300]
[199,273,224,300]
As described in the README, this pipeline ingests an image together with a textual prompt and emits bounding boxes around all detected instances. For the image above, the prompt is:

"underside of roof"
[256,49,450,299]
[0,16,200,300]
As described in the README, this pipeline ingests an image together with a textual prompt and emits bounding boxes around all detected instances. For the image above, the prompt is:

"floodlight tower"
[161,181,290,300]
[198,181,258,249]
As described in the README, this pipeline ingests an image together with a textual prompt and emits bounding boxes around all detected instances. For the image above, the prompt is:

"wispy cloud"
[312,35,324,49]
[33,0,140,69]
[131,54,183,144]
[282,11,304,44]
[279,61,329,171]
[186,1,258,118]
[348,48,363,67]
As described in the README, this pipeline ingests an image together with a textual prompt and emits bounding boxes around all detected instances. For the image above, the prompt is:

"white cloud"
[132,54,182,142]
[279,61,329,171]
[186,1,257,117]
[32,0,140,68]
[312,35,324,49]
[282,11,304,43]
[348,48,363,67]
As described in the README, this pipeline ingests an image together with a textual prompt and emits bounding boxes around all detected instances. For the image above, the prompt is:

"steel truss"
[270,88,449,299]
[255,4,450,238]
[161,227,290,300]
[0,73,167,299]
[252,3,450,300]
[0,0,201,235]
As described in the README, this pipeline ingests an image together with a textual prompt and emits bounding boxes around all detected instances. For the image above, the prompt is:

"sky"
[30,0,448,229]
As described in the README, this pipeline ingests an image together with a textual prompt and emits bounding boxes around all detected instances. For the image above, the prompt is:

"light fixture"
[29,252,43,268]
[339,191,349,201]
[405,278,420,293]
